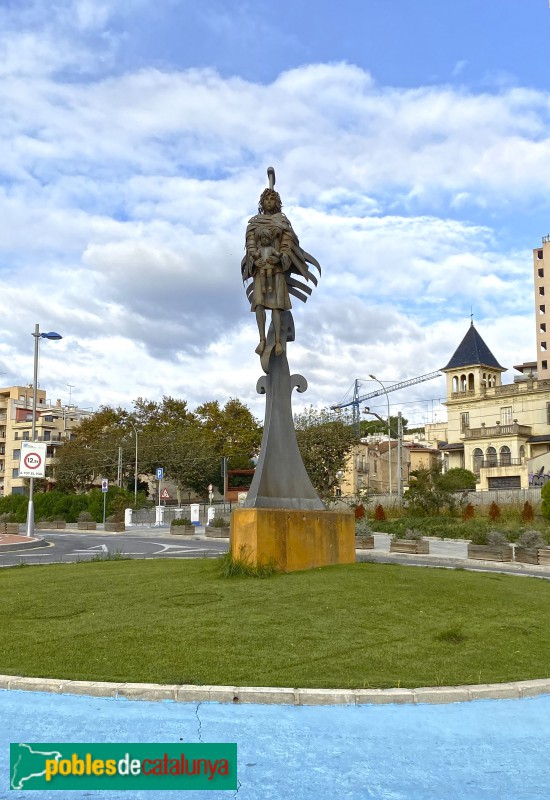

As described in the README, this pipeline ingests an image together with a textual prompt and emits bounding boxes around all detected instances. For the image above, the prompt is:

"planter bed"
[390,539,429,555]
[36,521,66,530]
[170,525,197,536]
[1,522,20,535]
[205,526,230,538]
[104,523,125,533]
[537,548,550,566]
[77,522,97,531]
[467,544,513,562]
[355,535,375,549]
[514,546,539,565]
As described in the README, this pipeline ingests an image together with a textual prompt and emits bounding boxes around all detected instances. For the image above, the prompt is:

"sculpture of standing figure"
[241,168,321,360]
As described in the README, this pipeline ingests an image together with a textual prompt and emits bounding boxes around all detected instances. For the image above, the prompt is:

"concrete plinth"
[230,507,355,572]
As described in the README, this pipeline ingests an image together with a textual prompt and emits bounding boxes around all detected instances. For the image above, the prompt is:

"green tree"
[437,468,476,492]
[360,415,408,437]
[541,481,550,520]
[404,468,449,516]
[294,407,357,497]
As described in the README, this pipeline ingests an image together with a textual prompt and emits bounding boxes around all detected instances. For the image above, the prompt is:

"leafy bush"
[403,528,423,541]
[354,503,366,519]
[487,530,508,546]
[78,511,93,521]
[209,517,229,528]
[355,518,371,536]
[373,504,386,521]
[462,503,475,520]
[171,518,192,526]
[517,530,545,550]
[488,502,501,522]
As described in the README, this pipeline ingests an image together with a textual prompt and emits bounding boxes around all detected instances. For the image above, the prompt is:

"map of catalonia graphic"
[10,743,63,789]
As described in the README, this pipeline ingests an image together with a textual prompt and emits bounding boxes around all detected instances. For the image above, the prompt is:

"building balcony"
[477,458,523,470]
[451,390,475,399]
[462,423,532,440]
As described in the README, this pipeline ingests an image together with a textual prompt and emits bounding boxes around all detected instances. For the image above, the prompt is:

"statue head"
[258,188,282,215]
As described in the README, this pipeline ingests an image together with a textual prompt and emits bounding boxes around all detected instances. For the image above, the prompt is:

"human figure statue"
[241,168,321,359]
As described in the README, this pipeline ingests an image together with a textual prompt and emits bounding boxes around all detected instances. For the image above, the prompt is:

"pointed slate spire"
[442,323,505,371]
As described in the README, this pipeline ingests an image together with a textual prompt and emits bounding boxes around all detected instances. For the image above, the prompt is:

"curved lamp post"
[369,374,392,496]
[25,325,63,537]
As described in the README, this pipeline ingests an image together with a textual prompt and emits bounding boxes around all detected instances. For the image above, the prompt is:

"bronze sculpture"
[241,167,321,366]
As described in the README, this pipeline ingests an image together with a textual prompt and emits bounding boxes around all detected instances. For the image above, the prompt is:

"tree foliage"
[404,467,475,516]
[294,407,357,496]
[53,396,261,498]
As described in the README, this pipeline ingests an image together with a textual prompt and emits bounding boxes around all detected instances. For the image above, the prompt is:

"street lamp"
[26,324,63,537]
[130,424,139,507]
[369,375,392,496]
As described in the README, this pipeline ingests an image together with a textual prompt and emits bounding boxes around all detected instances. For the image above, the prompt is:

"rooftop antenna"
[67,384,75,405]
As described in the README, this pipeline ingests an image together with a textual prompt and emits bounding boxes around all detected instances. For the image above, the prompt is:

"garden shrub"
[462,503,475,520]
[521,501,534,523]
[403,528,423,541]
[373,504,386,521]
[517,530,545,550]
[488,501,501,522]
[171,518,192,526]
[354,503,366,519]
[210,517,229,528]
[487,530,508,546]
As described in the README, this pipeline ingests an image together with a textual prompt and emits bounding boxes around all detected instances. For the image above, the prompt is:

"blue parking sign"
[156,467,164,481]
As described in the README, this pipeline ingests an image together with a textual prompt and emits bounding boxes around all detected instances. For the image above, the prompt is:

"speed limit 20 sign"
[19,441,47,478]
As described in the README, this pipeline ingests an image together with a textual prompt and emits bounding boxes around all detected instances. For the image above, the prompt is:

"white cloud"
[0,7,545,421]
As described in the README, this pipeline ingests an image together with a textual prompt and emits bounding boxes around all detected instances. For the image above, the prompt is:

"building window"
[540,305,546,314]
[541,323,547,333]
[22,431,29,440]
[540,287,546,296]
[538,249,544,259]
[486,447,497,466]
[12,449,20,460]
[500,446,511,466]
[460,412,469,431]
[539,268,545,278]
[543,360,548,370]
[12,468,19,478]
[472,448,483,475]
[519,445,525,461]
[43,431,50,441]
[500,407,512,425]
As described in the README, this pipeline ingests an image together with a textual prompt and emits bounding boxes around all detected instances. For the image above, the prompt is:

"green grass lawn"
[1,559,550,689]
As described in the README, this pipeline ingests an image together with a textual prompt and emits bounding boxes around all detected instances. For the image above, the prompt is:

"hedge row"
[0,488,141,523]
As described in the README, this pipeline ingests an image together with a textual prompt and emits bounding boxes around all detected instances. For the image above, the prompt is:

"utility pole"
[397,411,403,501]
[117,445,122,488]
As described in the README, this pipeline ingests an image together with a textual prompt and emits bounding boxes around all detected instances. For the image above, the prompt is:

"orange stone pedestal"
[230,507,356,573]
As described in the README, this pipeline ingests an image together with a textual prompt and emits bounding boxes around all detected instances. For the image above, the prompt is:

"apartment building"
[0,385,92,496]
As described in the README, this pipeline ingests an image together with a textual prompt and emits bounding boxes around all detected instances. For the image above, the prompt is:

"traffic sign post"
[19,441,47,479]
[155,467,164,526]
[101,478,108,525]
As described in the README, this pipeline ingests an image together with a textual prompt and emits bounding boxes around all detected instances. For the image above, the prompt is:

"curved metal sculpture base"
[244,312,325,511]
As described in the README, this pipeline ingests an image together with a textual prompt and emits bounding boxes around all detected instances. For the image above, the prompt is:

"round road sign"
[23,452,42,470]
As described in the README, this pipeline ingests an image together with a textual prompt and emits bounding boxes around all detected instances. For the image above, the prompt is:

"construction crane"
[331,371,441,435]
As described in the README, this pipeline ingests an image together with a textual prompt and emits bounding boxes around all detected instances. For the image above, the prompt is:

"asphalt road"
[0,529,228,567]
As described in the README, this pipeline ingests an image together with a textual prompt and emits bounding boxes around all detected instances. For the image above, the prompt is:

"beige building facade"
[0,386,92,496]
[426,323,550,490]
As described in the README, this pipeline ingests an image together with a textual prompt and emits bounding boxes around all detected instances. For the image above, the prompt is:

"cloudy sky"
[1,0,549,427]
